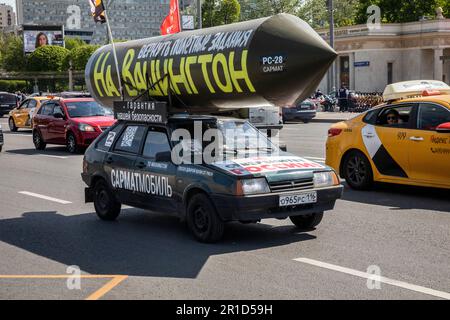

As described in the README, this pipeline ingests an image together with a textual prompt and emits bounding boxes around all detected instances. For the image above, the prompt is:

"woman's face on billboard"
[38,34,47,47]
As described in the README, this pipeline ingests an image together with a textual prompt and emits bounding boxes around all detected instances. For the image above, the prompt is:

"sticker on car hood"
[212,156,325,176]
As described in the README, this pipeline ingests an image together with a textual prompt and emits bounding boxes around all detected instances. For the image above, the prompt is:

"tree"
[27,45,70,72]
[65,45,100,71]
[65,37,86,51]
[217,0,241,25]
[296,0,358,29]
[355,0,447,24]
[1,35,27,71]
[203,0,241,27]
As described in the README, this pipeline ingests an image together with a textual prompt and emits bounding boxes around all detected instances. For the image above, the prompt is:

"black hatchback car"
[82,115,343,242]
[0,92,18,117]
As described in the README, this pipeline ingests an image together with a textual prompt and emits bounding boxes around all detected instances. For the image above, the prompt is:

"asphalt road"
[0,118,449,300]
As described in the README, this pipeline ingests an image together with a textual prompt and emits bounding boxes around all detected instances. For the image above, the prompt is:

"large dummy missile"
[85,13,337,111]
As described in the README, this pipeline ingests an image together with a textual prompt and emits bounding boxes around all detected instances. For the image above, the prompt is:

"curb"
[310,118,348,124]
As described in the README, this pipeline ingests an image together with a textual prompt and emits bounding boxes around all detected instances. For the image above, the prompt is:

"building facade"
[0,3,16,30]
[317,19,450,93]
[15,0,170,43]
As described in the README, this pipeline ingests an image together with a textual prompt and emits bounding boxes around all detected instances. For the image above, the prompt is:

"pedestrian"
[338,83,349,112]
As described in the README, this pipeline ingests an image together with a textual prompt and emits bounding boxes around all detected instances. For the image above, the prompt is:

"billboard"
[23,25,65,54]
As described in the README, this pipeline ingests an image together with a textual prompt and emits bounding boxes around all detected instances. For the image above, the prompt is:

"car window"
[96,123,124,152]
[142,130,171,159]
[53,105,64,116]
[28,100,37,109]
[417,103,450,131]
[19,100,29,109]
[113,125,146,154]
[375,104,414,128]
[363,108,382,125]
[0,94,17,104]
[40,103,55,116]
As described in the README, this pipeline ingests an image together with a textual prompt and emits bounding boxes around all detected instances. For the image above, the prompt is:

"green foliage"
[65,37,86,51]
[0,80,28,92]
[65,45,100,71]
[203,0,241,27]
[0,35,27,71]
[27,45,70,72]
[355,0,447,24]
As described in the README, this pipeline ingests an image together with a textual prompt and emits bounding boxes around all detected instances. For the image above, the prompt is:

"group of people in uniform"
[314,84,383,113]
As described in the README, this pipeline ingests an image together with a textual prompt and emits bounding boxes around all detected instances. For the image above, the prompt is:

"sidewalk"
[311,112,361,123]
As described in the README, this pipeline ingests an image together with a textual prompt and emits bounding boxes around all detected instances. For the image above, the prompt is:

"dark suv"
[0,92,18,117]
[82,115,343,243]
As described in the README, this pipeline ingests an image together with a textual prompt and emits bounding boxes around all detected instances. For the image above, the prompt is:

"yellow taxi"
[326,80,450,190]
[8,96,50,131]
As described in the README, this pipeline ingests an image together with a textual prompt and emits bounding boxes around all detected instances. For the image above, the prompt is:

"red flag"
[160,0,181,35]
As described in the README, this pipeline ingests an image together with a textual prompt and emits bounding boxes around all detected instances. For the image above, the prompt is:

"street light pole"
[328,0,335,92]
[197,0,202,29]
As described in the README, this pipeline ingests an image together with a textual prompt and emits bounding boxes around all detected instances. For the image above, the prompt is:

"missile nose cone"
[249,14,337,106]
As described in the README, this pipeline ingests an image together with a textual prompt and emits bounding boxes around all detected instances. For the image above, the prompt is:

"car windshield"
[66,101,113,118]
[0,94,17,104]
[216,120,279,157]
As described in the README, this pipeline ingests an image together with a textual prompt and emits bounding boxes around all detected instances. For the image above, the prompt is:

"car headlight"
[314,171,340,188]
[238,178,270,195]
[79,123,95,132]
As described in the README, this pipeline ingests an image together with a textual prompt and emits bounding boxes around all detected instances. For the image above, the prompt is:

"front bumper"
[211,185,343,222]
[77,131,102,147]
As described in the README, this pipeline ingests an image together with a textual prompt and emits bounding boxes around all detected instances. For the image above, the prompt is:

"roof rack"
[383,80,450,102]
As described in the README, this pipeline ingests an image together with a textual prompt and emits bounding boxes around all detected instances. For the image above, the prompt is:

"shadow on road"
[341,182,450,213]
[6,147,83,157]
[0,210,314,278]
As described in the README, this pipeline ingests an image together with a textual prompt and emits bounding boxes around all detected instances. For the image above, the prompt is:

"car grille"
[269,178,314,193]
[0,131,4,144]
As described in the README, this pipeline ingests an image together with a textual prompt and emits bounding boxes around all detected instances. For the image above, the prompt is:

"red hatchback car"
[32,98,116,153]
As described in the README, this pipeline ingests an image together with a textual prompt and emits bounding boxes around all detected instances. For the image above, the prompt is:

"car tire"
[66,132,79,154]
[0,146,2,152]
[33,130,46,150]
[302,119,310,124]
[9,118,17,132]
[343,150,374,190]
[93,180,121,221]
[290,212,323,230]
[187,193,225,243]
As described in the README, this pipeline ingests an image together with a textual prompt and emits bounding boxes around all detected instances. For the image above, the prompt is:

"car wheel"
[302,119,310,124]
[33,130,46,150]
[187,193,224,243]
[290,212,323,230]
[0,146,2,152]
[343,150,373,190]
[66,132,79,154]
[9,118,17,132]
[94,180,121,221]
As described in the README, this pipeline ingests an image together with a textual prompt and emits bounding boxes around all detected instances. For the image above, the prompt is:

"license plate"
[279,191,317,207]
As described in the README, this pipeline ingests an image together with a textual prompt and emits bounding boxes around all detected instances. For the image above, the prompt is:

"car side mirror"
[155,151,172,163]
[54,112,65,119]
[436,122,450,133]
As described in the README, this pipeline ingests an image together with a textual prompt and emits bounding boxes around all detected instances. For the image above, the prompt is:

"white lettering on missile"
[111,169,173,197]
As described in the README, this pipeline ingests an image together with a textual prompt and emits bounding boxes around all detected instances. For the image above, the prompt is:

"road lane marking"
[0,275,128,300]
[18,191,72,205]
[37,154,68,159]
[293,258,450,300]
[85,275,128,300]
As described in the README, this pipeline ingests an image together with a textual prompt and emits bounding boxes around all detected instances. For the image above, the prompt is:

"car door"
[407,102,450,185]
[13,100,29,127]
[26,99,38,127]
[105,124,147,206]
[363,104,415,179]
[133,127,177,212]
[47,104,67,144]
[35,102,55,142]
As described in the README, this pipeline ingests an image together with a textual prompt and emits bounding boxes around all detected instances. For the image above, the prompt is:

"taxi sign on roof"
[383,80,450,102]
